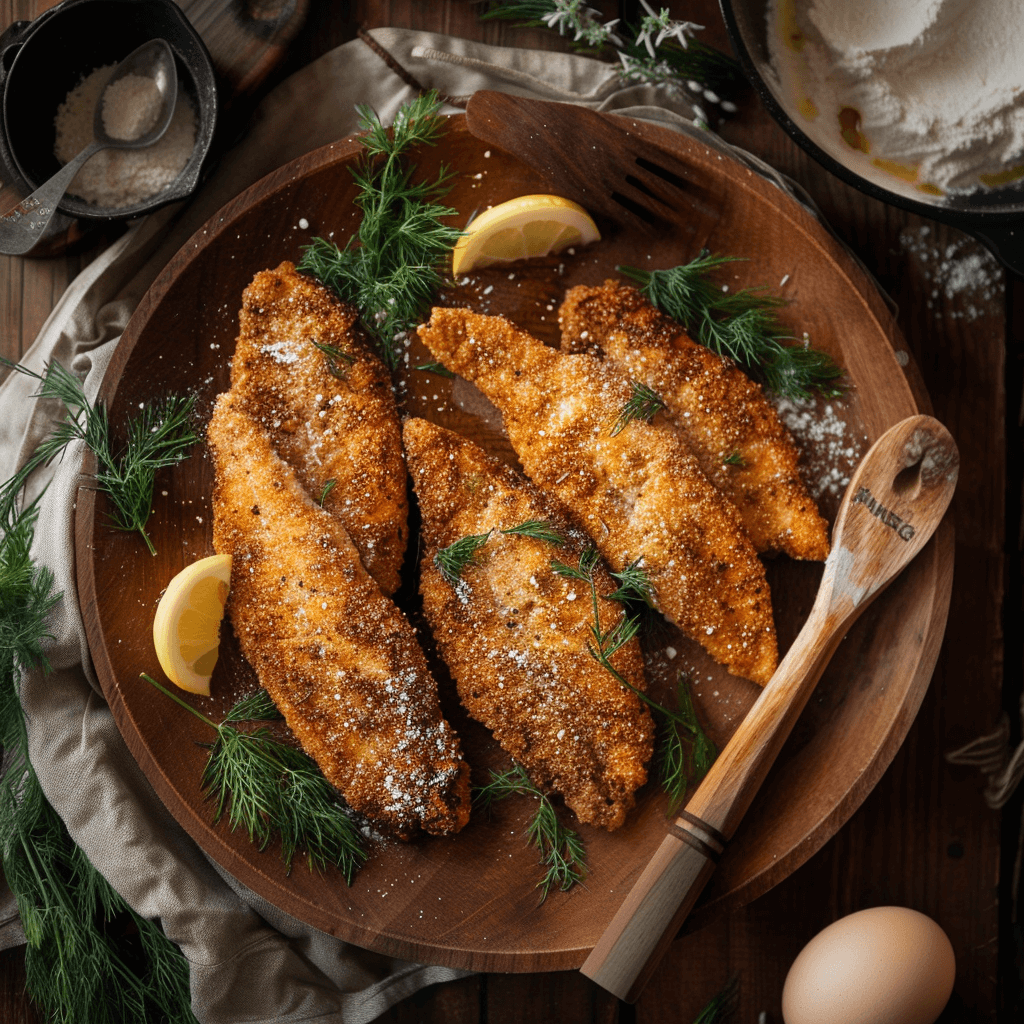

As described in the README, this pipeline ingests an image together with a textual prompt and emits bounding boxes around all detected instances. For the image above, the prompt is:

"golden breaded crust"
[417,307,778,686]
[229,261,408,595]
[404,417,654,831]
[560,280,830,561]
[207,394,470,839]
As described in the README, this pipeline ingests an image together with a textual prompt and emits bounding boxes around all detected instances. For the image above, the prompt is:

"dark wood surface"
[1,1,1017,1022]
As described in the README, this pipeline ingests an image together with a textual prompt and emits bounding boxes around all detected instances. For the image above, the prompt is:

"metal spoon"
[0,38,177,256]
[581,414,959,1002]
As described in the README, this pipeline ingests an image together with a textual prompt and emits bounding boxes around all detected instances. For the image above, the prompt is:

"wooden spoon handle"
[579,613,837,1001]
[581,415,959,1002]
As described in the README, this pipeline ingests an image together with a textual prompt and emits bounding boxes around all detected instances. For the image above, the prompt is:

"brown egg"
[782,906,955,1024]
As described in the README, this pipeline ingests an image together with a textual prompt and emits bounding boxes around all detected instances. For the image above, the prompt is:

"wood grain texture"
[72,107,952,971]
[0,2,1011,1023]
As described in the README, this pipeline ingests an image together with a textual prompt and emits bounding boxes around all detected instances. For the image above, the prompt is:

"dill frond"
[553,544,717,804]
[223,687,283,724]
[297,92,461,369]
[550,543,601,583]
[1,483,195,1022]
[501,519,565,545]
[658,674,718,811]
[618,256,844,400]
[414,361,457,379]
[2,795,196,1023]
[0,357,198,554]
[434,530,492,584]
[141,676,367,880]
[474,763,586,899]
[611,380,667,436]
[93,394,199,555]
[0,500,59,720]
[606,557,657,607]
[313,340,356,379]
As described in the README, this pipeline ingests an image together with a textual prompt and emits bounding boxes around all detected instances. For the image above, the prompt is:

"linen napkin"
[0,26,816,1023]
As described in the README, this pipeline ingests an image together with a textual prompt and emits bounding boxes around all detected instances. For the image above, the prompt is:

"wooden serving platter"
[75,112,953,972]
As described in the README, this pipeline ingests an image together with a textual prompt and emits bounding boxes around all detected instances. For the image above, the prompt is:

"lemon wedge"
[451,194,600,275]
[152,553,232,696]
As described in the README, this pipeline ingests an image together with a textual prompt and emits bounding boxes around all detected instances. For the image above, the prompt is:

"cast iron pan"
[0,0,217,223]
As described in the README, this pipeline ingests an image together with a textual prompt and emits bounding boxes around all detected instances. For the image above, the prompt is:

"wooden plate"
[75,113,953,973]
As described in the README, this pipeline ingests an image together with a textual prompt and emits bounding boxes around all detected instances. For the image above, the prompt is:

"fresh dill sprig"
[141,675,367,880]
[550,543,601,583]
[474,762,586,899]
[1,478,194,1021]
[415,360,456,378]
[553,545,716,804]
[611,380,667,436]
[93,395,199,555]
[434,530,492,584]
[0,356,198,554]
[501,519,565,546]
[319,479,337,506]
[1,788,196,1023]
[618,255,844,400]
[313,340,356,379]
[0,500,58,706]
[225,686,283,723]
[297,92,461,370]
[606,557,656,607]
[658,673,718,811]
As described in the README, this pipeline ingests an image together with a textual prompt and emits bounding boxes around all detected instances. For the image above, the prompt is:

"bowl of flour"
[0,0,217,224]
[721,0,1024,274]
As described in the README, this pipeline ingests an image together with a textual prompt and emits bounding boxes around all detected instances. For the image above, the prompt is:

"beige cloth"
[0,27,723,1023]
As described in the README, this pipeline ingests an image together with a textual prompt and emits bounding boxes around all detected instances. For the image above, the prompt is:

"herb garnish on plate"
[297,91,460,370]
[619,253,845,400]
[142,677,367,880]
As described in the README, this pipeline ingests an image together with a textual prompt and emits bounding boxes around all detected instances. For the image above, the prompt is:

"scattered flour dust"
[774,396,865,502]
[899,226,1005,321]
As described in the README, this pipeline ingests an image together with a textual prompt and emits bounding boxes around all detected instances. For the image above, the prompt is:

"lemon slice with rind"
[153,553,232,696]
[452,194,600,275]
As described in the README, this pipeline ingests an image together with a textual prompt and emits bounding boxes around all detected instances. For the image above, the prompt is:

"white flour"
[767,0,1024,195]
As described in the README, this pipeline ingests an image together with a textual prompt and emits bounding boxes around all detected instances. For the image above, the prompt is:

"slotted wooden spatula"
[464,90,719,230]
[580,413,959,1002]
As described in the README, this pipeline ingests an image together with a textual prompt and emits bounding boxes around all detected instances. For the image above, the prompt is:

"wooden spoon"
[580,413,959,1002]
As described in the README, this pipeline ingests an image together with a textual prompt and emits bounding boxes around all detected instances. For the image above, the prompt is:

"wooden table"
[1,2,1017,1021]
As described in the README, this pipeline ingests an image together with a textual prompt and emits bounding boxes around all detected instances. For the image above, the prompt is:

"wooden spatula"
[580,413,959,1002]
[464,90,719,231]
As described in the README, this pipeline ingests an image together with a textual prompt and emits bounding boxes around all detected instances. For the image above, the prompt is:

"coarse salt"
[54,64,197,208]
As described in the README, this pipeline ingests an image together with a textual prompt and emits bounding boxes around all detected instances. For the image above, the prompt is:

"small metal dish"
[719,0,1024,276]
[0,0,217,227]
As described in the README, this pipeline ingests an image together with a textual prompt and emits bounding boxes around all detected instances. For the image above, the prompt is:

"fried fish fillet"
[417,307,778,686]
[559,280,830,561]
[229,261,407,595]
[403,417,654,831]
[207,393,470,839]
